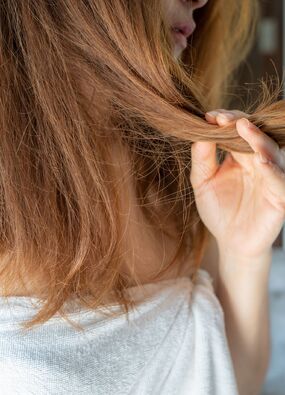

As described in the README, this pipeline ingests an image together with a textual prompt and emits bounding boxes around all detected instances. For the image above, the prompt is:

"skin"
[163,0,285,260]
[163,2,285,392]
[194,110,285,258]
[192,110,285,394]
[4,1,285,299]
[162,0,208,59]
[0,9,280,392]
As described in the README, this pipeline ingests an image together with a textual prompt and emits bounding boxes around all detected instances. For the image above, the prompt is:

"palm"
[190,110,285,258]
[194,151,284,257]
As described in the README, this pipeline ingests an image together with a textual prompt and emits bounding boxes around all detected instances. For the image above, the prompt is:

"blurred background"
[233,1,285,394]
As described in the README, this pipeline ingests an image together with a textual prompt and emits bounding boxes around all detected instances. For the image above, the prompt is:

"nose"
[180,0,208,10]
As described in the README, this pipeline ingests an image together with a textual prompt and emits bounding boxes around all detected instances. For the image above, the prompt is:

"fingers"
[205,109,249,125]
[190,141,218,191]
[205,111,220,124]
[254,153,285,211]
[205,109,285,171]
[205,110,280,164]
[236,118,285,170]
[205,109,252,166]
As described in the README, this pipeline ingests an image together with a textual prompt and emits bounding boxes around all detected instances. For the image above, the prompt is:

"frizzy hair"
[0,0,284,331]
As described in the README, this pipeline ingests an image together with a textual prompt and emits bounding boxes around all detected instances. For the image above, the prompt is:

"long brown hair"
[0,0,284,331]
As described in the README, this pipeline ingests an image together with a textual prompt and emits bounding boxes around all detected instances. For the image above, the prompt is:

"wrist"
[217,246,272,274]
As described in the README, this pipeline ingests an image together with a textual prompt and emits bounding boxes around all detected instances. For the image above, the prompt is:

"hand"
[190,108,285,259]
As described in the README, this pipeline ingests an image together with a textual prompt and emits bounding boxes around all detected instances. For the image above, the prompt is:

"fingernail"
[218,113,235,121]
[236,118,252,132]
[240,118,252,128]
[206,111,219,117]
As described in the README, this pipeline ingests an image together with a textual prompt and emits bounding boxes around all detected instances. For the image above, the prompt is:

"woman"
[0,0,285,394]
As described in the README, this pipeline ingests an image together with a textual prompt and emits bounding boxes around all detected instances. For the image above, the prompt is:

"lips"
[172,21,196,38]
[171,21,196,50]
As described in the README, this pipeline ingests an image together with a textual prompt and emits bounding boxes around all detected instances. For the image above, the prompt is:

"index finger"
[236,118,282,166]
[205,109,249,125]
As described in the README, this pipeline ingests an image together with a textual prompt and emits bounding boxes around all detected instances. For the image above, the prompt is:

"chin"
[173,47,184,60]
[172,45,184,60]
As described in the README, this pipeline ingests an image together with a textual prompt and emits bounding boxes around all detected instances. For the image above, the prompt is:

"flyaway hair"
[0,0,284,330]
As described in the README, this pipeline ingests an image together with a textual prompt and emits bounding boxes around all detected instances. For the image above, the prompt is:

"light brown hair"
[0,0,284,331]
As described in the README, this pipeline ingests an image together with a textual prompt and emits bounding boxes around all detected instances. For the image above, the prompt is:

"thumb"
[190,141,218,190]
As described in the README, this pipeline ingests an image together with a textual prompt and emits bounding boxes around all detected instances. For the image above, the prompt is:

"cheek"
[161,0,179,26]
[160,0,184,60]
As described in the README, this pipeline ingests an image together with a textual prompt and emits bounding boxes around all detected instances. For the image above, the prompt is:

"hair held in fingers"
[0,0,284,329]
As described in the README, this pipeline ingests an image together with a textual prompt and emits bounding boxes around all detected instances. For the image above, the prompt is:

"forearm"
[216,249,272,395]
